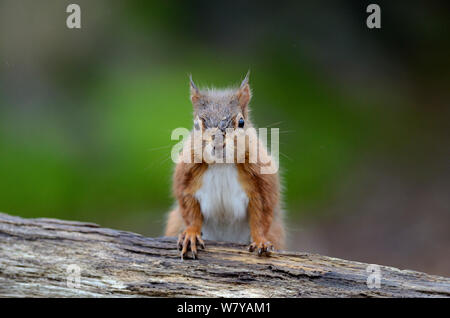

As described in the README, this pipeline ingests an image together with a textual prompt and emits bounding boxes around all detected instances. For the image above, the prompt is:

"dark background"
[0,1,449,276]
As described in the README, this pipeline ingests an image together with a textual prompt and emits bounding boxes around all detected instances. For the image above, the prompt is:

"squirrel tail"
[164,207,185,236]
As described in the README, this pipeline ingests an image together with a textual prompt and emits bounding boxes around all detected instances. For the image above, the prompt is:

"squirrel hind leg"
[165,208,185,237]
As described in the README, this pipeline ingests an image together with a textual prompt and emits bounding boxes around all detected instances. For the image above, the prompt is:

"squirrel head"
[189,72,252,132]
[188,72,254,163]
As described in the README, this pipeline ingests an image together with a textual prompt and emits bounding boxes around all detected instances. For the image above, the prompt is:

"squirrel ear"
[189,74,201,104]
[237,71,251,110]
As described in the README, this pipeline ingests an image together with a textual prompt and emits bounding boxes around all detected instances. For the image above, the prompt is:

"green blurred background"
[0,1,449,275]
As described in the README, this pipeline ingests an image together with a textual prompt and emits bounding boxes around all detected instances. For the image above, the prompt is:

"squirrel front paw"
[249,239,274,257]
[177,227,205,260]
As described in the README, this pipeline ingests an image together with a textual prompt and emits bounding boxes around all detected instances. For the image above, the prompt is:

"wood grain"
[0,212,449,297]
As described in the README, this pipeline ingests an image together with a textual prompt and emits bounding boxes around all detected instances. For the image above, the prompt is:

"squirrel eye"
[238,118,245,128]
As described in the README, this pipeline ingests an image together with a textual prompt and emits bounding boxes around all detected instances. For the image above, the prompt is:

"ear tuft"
[240,70,250,89]
[237,71,251,110]
[189,74,200,104]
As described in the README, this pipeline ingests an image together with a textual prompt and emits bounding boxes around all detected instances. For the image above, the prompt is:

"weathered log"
[0,212,449,297]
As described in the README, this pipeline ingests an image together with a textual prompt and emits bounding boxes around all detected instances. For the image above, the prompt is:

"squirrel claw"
[177,234,184,251]
[258,248,264,256]
[249,240,273,257]
[178,228,203,260]
[196,235,206,249]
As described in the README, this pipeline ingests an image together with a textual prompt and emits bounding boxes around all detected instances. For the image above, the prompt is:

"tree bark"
[0,212,449,297]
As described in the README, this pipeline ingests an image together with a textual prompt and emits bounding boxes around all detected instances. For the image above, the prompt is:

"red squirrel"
[165,73,285,259]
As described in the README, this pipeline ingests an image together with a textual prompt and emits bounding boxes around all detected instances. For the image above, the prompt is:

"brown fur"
[165,74,285,257]
[236,162,285,250]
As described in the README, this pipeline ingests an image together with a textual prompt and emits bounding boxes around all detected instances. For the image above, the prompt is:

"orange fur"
[236,161,285,250]
[165,144,285,251]
[165,75,285,257]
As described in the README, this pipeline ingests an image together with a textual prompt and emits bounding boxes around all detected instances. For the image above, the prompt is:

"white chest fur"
[194,164,250,244]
